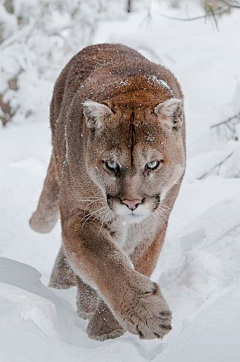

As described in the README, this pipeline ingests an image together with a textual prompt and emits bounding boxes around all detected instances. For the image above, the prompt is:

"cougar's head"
[83,97,185,224]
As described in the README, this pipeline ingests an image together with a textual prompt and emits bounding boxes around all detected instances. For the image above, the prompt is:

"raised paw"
[121,283,172,340]
[87,300,125,341]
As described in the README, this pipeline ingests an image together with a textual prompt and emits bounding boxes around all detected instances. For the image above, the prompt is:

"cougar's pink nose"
[122,199,142,211]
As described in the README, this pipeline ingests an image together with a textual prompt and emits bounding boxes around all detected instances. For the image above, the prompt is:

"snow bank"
[1,193,240,362]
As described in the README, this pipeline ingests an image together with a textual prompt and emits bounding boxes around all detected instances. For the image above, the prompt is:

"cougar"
[30,44,186,341]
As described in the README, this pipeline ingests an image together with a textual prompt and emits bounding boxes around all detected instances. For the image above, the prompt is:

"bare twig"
[210,111,240,129]
[161,0,240,23]
[161,13,209,21]
[127,0,131,13]
[221,0,240,8]
[198,151,234,180]
[210,110,240,142]
[161,6,230,21]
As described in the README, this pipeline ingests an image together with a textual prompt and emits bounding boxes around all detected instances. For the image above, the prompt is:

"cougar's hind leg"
[87,300,125,341]
[30,153,60,233]
[49,246,76,289]
[76,277,99,320]
[49,248,99,313]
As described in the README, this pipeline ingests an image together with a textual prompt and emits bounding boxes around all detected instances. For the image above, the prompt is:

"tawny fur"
[30,44,186,341]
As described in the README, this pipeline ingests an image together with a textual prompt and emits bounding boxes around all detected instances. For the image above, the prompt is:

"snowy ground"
[1,3,240,362]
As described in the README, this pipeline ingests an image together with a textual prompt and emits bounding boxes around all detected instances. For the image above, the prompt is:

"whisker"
[157,213,166,224]
[83,206,107,221]
[98,209,111,237]
[154,209,167,227]
[83,199,104,211]
[159,205,170,213]
[154,212,165,226]
[157,210,168,223]
[160,203,172,211]
[92,206,109,222]
[78,198,104,202]
[158,207,170,218]
[81,206,107,227]
[80,197,103,201]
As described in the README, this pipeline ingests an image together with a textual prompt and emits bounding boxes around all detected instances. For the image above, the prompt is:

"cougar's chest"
[113,221,129,250]
[114,218,146,255]
[112,217,157,256]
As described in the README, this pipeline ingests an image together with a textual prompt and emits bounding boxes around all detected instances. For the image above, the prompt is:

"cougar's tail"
[29,153,60,233]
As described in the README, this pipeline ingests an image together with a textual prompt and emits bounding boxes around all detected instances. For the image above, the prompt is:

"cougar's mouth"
[106,193,153,224]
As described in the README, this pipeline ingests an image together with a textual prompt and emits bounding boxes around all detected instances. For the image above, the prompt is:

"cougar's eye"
[145,160,161,170]
[105,161,119,172]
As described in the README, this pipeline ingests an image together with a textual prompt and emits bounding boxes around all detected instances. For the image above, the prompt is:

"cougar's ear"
[83,100,112,129]
[154,98,183,131]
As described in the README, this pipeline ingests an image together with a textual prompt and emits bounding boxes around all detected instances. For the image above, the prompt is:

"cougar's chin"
[122,213,147,224]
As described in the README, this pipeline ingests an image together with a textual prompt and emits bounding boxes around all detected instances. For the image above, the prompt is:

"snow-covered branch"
[0,0,129,126]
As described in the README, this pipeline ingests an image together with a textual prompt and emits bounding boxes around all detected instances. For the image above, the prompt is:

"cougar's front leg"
[131,228,167,277]
[30,153,60,233]
[87,228,170,341]
[62,215,171,340]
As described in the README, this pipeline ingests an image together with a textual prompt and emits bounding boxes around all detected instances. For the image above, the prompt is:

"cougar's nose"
[122,199,142,211]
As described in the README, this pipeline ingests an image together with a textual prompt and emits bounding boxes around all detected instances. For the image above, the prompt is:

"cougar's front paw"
[87,300,125,341]
[122,283,172,340]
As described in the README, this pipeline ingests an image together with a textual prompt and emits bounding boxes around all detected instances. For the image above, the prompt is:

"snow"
[145,75,174,96]
[1,1,240,361]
